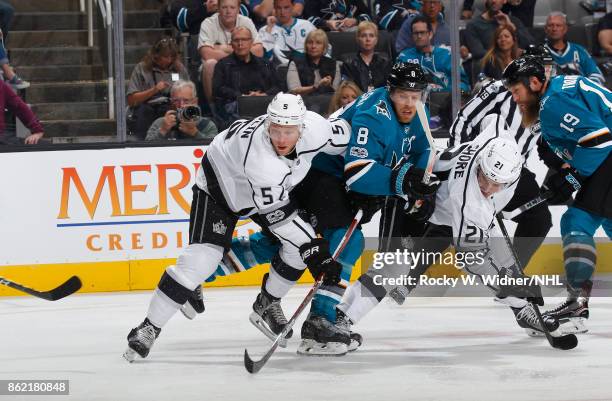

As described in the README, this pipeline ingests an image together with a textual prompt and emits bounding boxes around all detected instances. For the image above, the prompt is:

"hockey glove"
[543,167,583,205]
[404,194,436,222]
[347,191,384,224]
[390,160,440,198]
[299,238,342,286]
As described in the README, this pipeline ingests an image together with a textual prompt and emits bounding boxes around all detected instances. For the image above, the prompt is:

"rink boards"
[1,145,610,297]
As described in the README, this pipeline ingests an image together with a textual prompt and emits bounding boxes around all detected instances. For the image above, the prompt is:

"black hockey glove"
[543,167,583,205]
[404,194,436,222]
[347,191,384,224]
[299,238,342,286]
[390,160,440,198]
[536,137,565,171]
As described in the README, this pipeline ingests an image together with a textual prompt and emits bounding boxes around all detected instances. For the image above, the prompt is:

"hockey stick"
[406,100,437,214]
[0,275,82,301]
[501,190,553,220]
[495,214,577,350]
[244,209,363,374]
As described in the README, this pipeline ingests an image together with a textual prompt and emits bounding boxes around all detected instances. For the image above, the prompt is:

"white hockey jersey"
[430,115,520,250]
[258,19,316,66]
[196,111,350,255]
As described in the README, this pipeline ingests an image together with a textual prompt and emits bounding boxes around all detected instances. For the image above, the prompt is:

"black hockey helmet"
[502,56,546,86]
[387,62,428,91]
[523,44,554,65]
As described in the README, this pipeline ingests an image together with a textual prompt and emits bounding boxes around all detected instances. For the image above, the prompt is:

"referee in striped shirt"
[448,45,563,269]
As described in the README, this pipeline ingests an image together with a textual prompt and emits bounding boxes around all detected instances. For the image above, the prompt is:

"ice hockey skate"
[512,303,562,337]
[249,273,292,348]
[180,285,205,320]
[297,313,351,356]
[544,282,591,335]
[123,318,161,362]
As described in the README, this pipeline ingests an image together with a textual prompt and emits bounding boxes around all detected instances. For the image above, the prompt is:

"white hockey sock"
[147,288,182,328]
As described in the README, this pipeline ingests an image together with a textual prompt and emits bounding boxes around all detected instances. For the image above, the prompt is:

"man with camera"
[146,80,218,141]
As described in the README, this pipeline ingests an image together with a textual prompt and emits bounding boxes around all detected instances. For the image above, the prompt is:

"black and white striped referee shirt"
[449,80,541,157]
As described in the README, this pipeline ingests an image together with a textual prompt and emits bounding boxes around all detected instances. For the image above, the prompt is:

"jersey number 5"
[560,113,580,133]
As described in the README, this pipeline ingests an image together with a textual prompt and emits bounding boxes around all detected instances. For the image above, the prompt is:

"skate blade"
[180,303,197,320]
[348,338,361,352]
[557,317,588,335]
[123,347,139,363]
[297,339,348,356]
[249,312,288,348]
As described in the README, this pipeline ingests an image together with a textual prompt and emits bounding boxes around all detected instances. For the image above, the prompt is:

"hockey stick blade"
[495,214,577,350]
[0,275,82,301]
[243,210,363,374]
[532,302,578,350]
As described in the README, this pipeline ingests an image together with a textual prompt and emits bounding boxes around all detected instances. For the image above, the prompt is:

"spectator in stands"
[146,80,217,141]
[377,0,421,32]
[258,0,315,65]
[480,25,522,80]
[397,16,470,93]
[0,29,28,90]
[304,0,372,32]
[287,29,341,95]
[0,80,44,145]
[462,0,536,28]
[596,12,612,55]
[163,0,219,35]
[127,38,190,140]
[463,0,533,61]
[250,0,303,21]
[198,0,263,106]
[213,26,281,127]
[341,21,392,92]
[327,80,362,115]
[544,11,605,85]
[0,2,13,36]
[395,0,450,54]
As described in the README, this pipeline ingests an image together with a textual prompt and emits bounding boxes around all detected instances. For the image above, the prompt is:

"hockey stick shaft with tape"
[244,209,363,373]
[407,100,437,213]
[495,213,577,350]
[501,190,553,220]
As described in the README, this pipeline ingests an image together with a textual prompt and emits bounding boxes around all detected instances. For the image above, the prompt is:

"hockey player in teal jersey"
[340,62,438,198]
[503,56,612,335]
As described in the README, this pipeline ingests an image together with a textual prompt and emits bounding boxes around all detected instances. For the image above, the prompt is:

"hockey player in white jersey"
[449,44,561,270]
[123,93,350,361]
[334,118,562,351]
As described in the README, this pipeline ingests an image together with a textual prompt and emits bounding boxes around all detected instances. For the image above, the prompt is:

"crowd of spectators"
[124,0,612,139]
[2,0,610,146]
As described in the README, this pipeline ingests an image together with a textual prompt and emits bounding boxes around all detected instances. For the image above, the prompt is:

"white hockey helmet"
[266,92,307,129]
[479,137,523,184]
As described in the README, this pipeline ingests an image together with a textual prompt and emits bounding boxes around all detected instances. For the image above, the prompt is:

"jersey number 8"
[356,127,369,145]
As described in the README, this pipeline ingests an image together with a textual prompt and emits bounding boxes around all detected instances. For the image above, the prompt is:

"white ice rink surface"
[2,286,612,401]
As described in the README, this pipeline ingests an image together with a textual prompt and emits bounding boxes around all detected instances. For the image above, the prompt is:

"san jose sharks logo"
[375,100,391,120]
[320,0,352,19]
[402,134,416,154]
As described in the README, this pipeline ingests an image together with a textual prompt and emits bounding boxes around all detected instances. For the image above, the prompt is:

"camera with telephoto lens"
[176,105,201,122]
